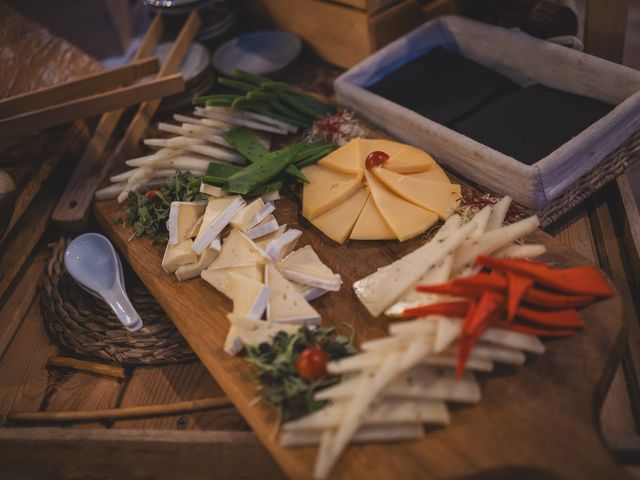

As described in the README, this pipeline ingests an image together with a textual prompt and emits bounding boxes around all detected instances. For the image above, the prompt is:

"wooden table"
[1,3,639,478]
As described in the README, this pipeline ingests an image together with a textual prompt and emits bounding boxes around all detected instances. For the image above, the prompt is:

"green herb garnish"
[245,327,356,421]
[121,172,205,243]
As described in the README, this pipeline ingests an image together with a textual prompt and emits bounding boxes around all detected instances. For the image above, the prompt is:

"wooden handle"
[0,57,160,118]
[0,74,184,140]
[51,13,201,231]
[47,356,126,380]
[6,397,233,423]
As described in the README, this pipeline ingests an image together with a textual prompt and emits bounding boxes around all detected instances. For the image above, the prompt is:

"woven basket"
[39,238,196,366]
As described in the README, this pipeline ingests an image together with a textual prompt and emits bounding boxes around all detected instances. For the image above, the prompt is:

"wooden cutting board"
[94,195,628,480]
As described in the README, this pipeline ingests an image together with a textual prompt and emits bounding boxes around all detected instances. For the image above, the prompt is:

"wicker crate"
[335,15,640,225]
[238,0,424,68]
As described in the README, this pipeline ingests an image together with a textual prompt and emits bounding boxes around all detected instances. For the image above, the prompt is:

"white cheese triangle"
[266,264,321,326]
[245,214,279,240]
[167,201,206,245]
[231,198,275,232]
[265,229,302,262]
[201,264,264,299]
[293,282,329,301]
[278,245,342,291]
[208,229,269,270]
[175,247,218,281]
[228,272,269,320]
[254,224,286,252]
[162,239,197,274]
[192,196,246,254]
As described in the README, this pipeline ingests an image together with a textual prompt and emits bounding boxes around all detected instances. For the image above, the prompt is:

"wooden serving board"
[95,196,628,480]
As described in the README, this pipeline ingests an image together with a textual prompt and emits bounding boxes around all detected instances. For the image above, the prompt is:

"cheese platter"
[92,69,628,479]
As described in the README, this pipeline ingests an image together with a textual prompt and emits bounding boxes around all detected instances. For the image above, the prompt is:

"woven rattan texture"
[39,238,196,365]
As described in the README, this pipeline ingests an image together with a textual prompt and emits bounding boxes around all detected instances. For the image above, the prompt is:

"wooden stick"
[52,14,164,230]
[0,57,160,118]
[6,397,233,423]
[52,13,201,231]
[46,356,126,380]
[0,74,184,140]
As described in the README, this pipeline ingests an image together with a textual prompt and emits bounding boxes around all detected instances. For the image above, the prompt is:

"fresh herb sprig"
[245,327,356,421]
[120,172,205,243]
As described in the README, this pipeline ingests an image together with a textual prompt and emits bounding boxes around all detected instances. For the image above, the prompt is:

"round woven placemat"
[39,238,196,366]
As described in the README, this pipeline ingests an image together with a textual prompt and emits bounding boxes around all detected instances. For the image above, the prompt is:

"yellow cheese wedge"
[372,167,461,219]
[310,187,368,244]
[302,179,361,220]
[407,164,451,184]
[201,264,264,299]
[384,144,436,173]
[350,194,396,240]
[360,139,404,160]
[301,165,355,184]
[365,170,438,241]
[318,138,362,174]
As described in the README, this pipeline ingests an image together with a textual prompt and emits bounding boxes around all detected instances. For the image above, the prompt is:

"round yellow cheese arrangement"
[301,138,461,243]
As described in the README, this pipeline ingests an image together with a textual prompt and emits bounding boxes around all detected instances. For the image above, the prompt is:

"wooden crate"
[238,0,425,68]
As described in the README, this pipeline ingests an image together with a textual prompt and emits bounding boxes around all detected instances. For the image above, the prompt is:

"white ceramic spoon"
[65,233,142,332]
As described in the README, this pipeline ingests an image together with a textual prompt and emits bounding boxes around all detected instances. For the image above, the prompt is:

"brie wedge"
[175,247,218,281]
[167,201,206,245]
[201,264,264,299]
[162,239,197,274]
[266,229,302,262]
[208,229,268,270]
[192,196,246,254]
[230,198,275,232]
[245,214,279,240]
[278,245,342,291]
[228,272,269,319]
[200,183,225,197]
[266,264,321,325]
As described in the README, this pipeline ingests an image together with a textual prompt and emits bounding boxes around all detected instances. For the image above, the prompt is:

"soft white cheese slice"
[201,264,264,299]
[230,198,275,232]
[260,190,280,202]
[353,215,476,317]
[282,398,450,431]
[228,272,269,319]
[224,314,299,355]
[278,245,342,291]
[162,239,197,274]
[192,196,246,254]
[208,229,269,270]
[266,264,321,326]
[293,282,328,301]
[245,214,279,240]
[254,224,286,252]
[199,182,225,197]
[167,201,206,245]
[265,229,302,262]
[175,247,218,281]
[210,237,222,252]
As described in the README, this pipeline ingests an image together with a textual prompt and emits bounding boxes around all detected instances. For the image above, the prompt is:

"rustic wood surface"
[94,194,628,479]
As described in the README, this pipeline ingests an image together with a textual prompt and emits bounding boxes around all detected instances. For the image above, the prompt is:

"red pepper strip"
[516,306,584,329]
[522,288,594,309]
[402,301,471,319]
[495,322,578,337]
[453,272,507,290]
[507,272,534,323]
[416,283,483,298]
[476,256,615,298]
[457,291,505,378]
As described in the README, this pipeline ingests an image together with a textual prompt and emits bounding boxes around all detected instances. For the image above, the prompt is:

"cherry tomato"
[296,347,329,380]
[365,151,389,170]
[145,189,161,200]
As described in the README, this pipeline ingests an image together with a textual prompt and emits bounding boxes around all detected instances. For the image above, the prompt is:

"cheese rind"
[309,187,368,244]
[383,144,436,173]
[192,196,246,254]
[167,201,206,245]
[265,229,302,262]
[245,214,279,239]
[266,264,321,325]
[317,138,363,174]
[175,247,218,281]
[372,167,460,219]
[278,245,342,291]
[302,180,361,220]
[350,194,396,240]
[365,171,438,242]
[231,198,275,232]
[162,239,197,274]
